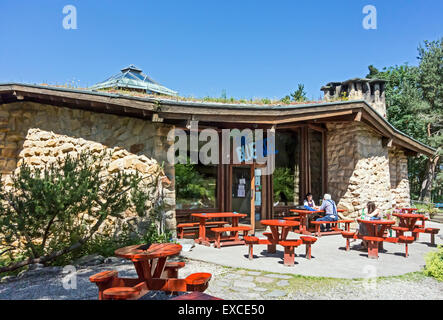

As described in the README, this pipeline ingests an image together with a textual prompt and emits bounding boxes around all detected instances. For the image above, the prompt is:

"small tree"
[0,150,155,273]
[281,84,308,104]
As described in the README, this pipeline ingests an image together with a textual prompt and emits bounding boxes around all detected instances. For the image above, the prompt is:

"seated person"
[303,192,317,211]
[315,194,338,231]
[355,201,382,248]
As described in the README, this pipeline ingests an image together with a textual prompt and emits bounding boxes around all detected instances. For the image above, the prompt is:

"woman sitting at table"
[303,193,317,211]
[315,194,338,231]
[355,201,382,248]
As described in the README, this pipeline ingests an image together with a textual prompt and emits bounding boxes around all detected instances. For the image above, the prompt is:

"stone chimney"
[321,78,387,118]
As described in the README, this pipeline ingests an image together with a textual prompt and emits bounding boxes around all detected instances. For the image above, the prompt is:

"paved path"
[0,258,442,300]
[182,221,443,278]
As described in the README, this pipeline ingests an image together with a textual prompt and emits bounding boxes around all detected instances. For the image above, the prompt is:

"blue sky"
[0,0,442,100]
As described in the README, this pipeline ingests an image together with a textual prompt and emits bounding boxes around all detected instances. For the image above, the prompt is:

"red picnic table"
[393,212,438,244]
[89,243,212,300]
[260,219,316,266]
[289,209,350,236]
[191,212,249,248]
[356,219,395,259]
[399,208,418,214]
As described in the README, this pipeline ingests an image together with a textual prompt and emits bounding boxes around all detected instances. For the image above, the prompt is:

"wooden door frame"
[227,164,256,230]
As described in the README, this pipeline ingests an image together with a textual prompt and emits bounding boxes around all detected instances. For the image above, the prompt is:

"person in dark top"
[303,192,317,210]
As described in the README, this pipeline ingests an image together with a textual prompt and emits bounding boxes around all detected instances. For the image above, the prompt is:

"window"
[273,130,301,206]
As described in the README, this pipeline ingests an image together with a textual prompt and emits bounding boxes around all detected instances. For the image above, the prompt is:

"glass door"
[230,165,266,232]
[231,166,252,226]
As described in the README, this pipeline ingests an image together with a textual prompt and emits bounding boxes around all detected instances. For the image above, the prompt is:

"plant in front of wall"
[0,150,156,274]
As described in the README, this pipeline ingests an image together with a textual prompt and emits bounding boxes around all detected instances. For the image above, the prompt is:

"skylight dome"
[90,64,178,96]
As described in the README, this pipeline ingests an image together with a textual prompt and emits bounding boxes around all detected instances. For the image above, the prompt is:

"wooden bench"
[398,235,415,257]
[162,261,186,278]
[279,240,302,266]
[300,236,317,259]
[262,232,276,253]
[90,270,149,300]
[244,236,259,260]
[211,226,252,248]
[244,234,275,259]
[424,227,440,245]
[341,231,357,251]
[391,226,409,237]
[362,236,384,259]
[310,219,353,236]
[176,221,228,239]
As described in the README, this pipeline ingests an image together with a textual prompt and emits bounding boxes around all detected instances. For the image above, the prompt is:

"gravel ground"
[0,257,442,300]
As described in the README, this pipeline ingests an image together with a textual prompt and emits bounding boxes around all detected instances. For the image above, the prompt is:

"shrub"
[423,245,443,281]
[0,150,156,273]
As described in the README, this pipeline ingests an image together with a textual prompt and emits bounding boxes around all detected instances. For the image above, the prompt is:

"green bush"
[0,150,155,273]
[424,245,443,281]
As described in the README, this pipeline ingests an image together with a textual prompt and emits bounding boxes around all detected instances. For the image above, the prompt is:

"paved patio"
[181,221,443,279]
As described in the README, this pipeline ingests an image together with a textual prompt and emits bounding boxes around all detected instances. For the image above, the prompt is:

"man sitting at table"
[315,194,338,231]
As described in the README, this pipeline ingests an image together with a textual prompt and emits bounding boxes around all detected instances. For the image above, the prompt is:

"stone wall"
[0,101,176,236]
[326,122,406,217]
[389,147,411,208]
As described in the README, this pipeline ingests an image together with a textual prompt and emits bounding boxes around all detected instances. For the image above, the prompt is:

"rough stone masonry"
[0,101,177,237]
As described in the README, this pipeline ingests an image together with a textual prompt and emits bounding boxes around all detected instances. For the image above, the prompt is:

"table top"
[357,219,395,225]
[191,212,247,219]
[290,209,346,214]
[290,209,319,215]
[393,212,425,219]
[115,243,182,260]
[399,208,418,212]
[260,219,300,227]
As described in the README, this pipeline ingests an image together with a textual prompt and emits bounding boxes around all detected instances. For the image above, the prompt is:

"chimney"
[321,78,387,118]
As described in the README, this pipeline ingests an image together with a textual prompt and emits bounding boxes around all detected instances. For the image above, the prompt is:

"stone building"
[0,78,434,235]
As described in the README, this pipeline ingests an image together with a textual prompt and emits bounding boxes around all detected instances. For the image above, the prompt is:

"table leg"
[231,217,240,241]
[281,227,290,241]
[196,217,211,246]
[283,246,295,266]
[152,257,167,278]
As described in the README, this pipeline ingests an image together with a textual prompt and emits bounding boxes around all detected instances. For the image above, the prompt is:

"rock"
[28,263,44,270]
[265,290,287,298]
[177,239,195,252]
[233,281,256,289]
[247,271,261,276]
[255,276,274,284]
[0,275,15,283]
[104,257,122,264]
[74,254,105,266]
[276,280,290,287]
[267,274,292,279]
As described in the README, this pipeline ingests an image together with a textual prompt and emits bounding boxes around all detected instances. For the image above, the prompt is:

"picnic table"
[392,212,438,243]
[356,219,395,259]
[259,219,317,266]
[289,209,349,236]
[260,219,301,247]
[399,208,418,213]
[289,209,317,235]
[393,212,425,231]
[191,212,248,247]
[89,243,212,299]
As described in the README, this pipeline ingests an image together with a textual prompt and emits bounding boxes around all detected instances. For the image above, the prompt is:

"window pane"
[273,130,300,206]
